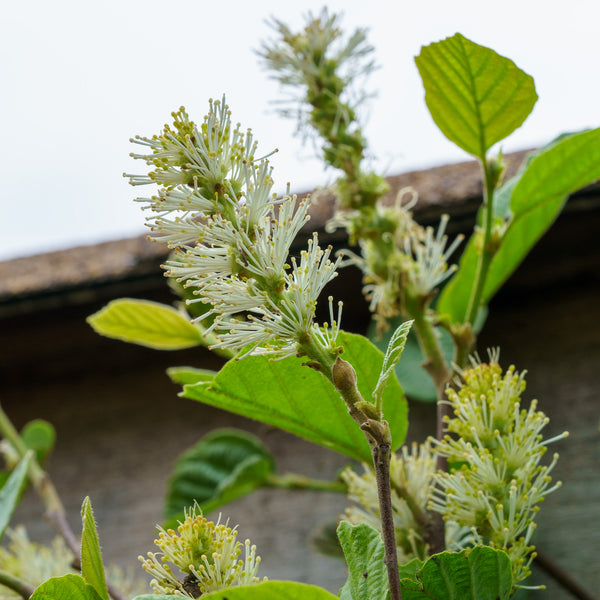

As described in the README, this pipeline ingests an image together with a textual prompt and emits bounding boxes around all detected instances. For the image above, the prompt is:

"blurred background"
[2,0,599,260]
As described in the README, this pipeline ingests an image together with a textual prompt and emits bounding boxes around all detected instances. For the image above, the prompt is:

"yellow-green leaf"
[87,298,204,350]
[31,574,103,600]
[416,33,537,160]
[80,497,109,600]
[178,332,408,462]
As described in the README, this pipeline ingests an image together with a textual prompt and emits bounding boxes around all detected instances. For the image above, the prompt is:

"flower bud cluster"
[334,190,463,331]
[430,357,568,585]
[126,98,342,358]
[342,441,437,563]
[0,526,145,598]
[259,8,375,188]
[139,505,264,598]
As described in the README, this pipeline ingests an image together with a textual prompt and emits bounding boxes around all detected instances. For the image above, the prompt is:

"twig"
[266,473,346,493]
[0,569,35,599]
[370,439,402,600]
[300,343,403,599]
[463,155,497,327]
[328,357,403,600]
[535,549,597,600]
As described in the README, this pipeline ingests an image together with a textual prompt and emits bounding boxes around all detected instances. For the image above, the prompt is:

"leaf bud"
[488,150,506,190]
[355,400,381,420]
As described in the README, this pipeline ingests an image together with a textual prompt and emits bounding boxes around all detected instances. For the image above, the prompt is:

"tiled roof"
[0,149,534,303]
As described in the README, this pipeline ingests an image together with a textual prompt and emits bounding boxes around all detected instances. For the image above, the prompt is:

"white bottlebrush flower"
[128,98,342,360]
[127,98,256,192]
[259,8,376,122]
[431,358,568,586]
[207,235,342,359]
[139,505,264,598]
[126,97,272,249]
[235,195,310,284]
[405,214,464,297]
[332,189,462,331]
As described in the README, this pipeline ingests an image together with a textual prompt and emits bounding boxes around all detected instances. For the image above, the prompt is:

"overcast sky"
[2,0,598,260]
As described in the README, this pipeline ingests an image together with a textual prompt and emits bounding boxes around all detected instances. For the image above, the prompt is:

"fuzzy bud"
[332,357,357,391]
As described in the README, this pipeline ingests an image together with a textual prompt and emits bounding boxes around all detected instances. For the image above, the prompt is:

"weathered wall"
[3,201,600,597]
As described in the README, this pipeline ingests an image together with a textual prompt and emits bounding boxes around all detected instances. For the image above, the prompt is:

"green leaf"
[400,546,513,600]
[370,318,454,403]
[80,497,109,600]
[439,129,600,323]
[21,419,56,465]
[338,521,388,600]
[436,234,479,324]
[372,320,413,407]
[164,429,275,526]
[484,127,600,301]
[415,33,537,159]
[87,298,204,350]
[30,574,103,600]
[167,366,217,386]
[133,582,339,600]
[203,582,339,600]
[398,558,424,581]
[178,332,407,462]
[0,452,32,542]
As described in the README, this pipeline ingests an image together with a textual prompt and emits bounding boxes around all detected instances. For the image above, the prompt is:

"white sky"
[2,0,598,260]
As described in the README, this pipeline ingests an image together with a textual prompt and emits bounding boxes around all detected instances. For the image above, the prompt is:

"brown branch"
[534,549,597,600]
[327,358,402,599]
[369,437,402,600]
[0,569,35,599]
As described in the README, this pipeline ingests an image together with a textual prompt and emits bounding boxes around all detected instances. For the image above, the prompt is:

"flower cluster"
[0,527,144,599]
[139,506,264,598]
[127,97,342,359]
[342,441,437,563]
[333,189,463,330]
[259,8,388,215]
[430,357,568,585]
[259,8,375,142]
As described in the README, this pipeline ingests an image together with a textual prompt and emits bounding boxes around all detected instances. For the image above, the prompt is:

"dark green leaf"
[438,129,600,323]
[80,497,109,600]
[178,332,408,462]
[400,546,513,600]
[87,298,204,350]
[0,452,32,542]
[483,127,600,301]
[164,429,275,526]
[133,581,339,600]
[338,521,388,600]
[30,574,103,600]
[482,194,565,303]
[370,318,454,403]
[415,33,537,159]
